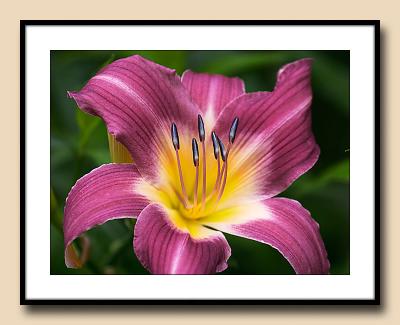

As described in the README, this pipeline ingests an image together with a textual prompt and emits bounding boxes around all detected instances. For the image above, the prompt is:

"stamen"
[170,117,239,211]
[171,123,180,150]
[172,186,190,208]
[229,117,239,144]
[197,114,205,142]
[171,123,190,208]
[175,149,190,208]
[192,138,199,206]
[198,115,207,209]
[216,117,239,204]
[216,157,228,203]
[217,136,227,162]
[192,138,199,167]
[211,131,220,159]
[211,132,221,195]
[215,137,227,192]
[201,141,206,207]
[216,137,229,203]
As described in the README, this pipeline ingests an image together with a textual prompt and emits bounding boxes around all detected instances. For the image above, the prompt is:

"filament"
[211,155,221,195]
[175,149,190,208]
[216,158,228,204]
[172,186,190,208]
[216,143,231,204]
[194,164,199,206]
[201,141,206,209]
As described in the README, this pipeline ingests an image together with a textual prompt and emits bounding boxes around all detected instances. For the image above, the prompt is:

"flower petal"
[107,133,133,163]
[64,163,149,268]
[181,70,245,122]
[205,198,330,274]
[133,203,231,274]
[68,55,199,183]
[214,59,319,199]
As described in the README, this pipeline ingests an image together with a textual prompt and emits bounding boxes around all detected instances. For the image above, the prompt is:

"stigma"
[170,115,239,215]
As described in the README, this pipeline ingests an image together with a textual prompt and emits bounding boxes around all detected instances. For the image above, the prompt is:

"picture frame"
[21,20,380,305]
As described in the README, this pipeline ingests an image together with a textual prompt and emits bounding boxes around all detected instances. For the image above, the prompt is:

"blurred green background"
[50,50,349,275]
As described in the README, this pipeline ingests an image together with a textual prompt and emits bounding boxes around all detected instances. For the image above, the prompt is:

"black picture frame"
[20,19,380,306]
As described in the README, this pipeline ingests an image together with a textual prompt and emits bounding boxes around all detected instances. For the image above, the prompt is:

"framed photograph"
[21,20,379,304]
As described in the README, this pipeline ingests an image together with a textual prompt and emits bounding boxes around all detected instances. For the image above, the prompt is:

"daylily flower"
[65,55,330,274]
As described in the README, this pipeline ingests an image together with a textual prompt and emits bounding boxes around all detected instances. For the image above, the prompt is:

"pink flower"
[65,55,330,274]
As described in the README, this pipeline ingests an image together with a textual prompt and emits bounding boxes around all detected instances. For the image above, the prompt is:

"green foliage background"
[50,50,350,275]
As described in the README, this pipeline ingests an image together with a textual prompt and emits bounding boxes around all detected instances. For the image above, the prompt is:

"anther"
[197,114,205,142]
[192,138,199,166]
[211,131,220,159]
[171,123,180,150]
[217,136,227,162]
[229,117,239,144]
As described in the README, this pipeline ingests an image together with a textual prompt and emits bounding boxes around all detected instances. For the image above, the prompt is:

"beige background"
[1,0,397,323]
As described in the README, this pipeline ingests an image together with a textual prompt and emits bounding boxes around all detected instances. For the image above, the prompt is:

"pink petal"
[133,204,231,274]
[181,70,245,120]
[206,198,330,274]
[68,55,199,183]
[213,59,319,198]
[64,163,149,268]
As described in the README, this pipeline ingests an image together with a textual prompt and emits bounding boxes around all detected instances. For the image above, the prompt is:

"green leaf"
[75,110,102,152]
[50,187,63,230]
[318,159,350,183]
[201,52,291,75]
[286,159,350,198]
[99,53,116,68]
[108,50,188,74]
[309,51,350,115]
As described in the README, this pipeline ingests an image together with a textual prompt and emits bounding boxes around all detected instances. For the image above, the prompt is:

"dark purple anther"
[171,123,180,150]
